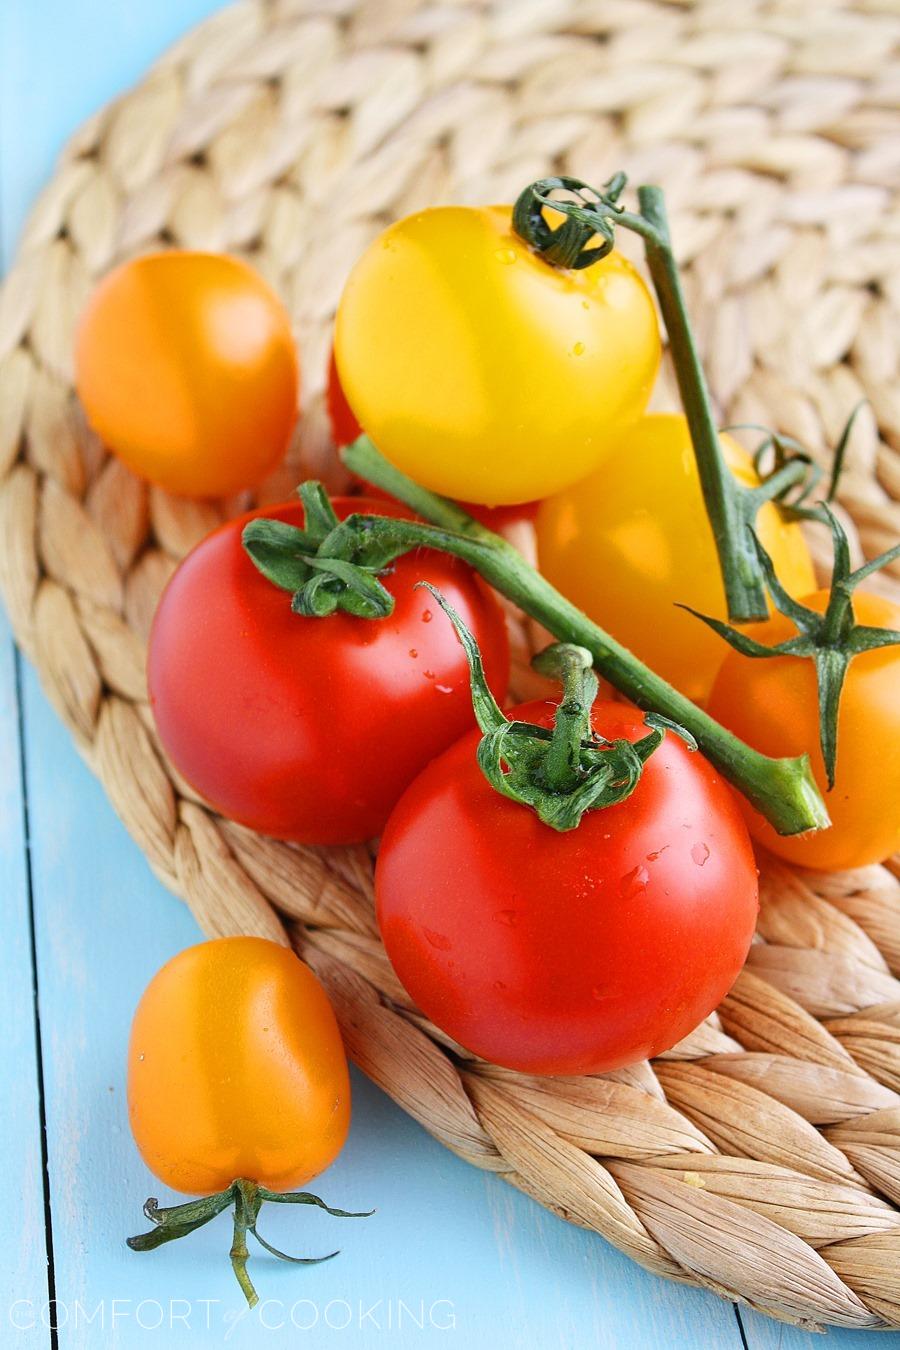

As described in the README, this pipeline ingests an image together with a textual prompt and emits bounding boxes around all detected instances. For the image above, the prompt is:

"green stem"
[532,644,597,792]
[636,187,767,621]
[230,1181,261,1307]
[344,436,828,837]
[128,1180,372,1309]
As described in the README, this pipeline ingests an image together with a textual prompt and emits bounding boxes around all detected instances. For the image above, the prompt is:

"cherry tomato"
[376,699,758,1075]
[128,937,349,1194]
[707,590,900,871]
[148,497,509,844]
[326,349,538,531]
[326,346,363,450]
[76,251,299,497]
[535,414,816,703]
[335,206,660,506]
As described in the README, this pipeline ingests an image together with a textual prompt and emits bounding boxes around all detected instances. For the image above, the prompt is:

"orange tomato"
[707,590,900,871]
[76,252,299,497]
[128,938,349,1195]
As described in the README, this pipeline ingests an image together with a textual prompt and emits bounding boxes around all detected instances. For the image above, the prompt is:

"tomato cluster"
[72,182,898,1302]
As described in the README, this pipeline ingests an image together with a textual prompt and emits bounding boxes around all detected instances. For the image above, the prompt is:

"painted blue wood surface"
[0,619,51,1348]
[2,4,899,1348]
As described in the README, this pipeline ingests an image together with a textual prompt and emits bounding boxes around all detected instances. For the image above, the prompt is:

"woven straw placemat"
[2,0,900,1330]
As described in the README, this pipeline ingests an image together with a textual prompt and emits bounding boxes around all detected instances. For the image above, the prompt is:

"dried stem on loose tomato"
[512,174,828,625]
[420,583,695,831]
[128,1180,372,1308]
[682,507,900,787]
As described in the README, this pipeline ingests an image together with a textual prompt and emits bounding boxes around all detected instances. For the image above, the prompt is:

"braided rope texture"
[2,0,900,1328]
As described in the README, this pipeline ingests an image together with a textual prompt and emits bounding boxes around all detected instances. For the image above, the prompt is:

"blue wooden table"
[2,5,898,1347]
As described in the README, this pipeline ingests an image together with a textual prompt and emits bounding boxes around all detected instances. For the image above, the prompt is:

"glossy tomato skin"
[708,590,900,871]
[335,206,660,506]
[327,347,364,449]
[376,700,758,1075]
[76,251,299,497]
[536,414,816,702]
[128,938,349,1195]
[326,349,538,532]
[148,497,509,845]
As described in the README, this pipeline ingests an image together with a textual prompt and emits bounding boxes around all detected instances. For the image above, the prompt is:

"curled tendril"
[724,402,867,525]
[512,173,630,269]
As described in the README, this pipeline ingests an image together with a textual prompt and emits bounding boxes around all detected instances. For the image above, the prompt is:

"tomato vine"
[243,444,829,838]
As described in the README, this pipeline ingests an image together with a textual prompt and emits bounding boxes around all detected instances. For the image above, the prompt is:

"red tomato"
[326,351,537,531]
[376,700,758,1075]
[326,348,364,450]
[148,498,509,844]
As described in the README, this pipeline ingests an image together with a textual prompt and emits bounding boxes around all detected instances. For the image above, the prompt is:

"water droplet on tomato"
[493,980,507,992]
[435,683,453,694]
[423,669,435,680]
[591,986,610,1001]
[494,909,518,927]
[571,341,586,356]
[423,927,452,951]
[409,648,418,659]
[494,247,517,265]
[422,610,433,623]
[646,846,670,861]
[691,842,710,867]
[620,864,650,899]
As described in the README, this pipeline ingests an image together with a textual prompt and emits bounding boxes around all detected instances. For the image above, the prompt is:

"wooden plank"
[742,1306,900,1350]
[0,621,52,1346]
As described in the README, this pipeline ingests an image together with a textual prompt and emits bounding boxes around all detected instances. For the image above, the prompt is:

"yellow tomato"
[334,206,660,505]
[535,414,816,703]
[708,590,900,871]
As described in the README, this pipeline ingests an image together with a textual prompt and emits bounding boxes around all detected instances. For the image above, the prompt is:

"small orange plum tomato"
[128,937,350,1195]
[76,251,299,497]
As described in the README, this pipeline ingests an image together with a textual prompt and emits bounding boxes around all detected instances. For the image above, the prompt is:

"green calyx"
[127,1179,372,1308]
[682,506,900,789]
[421,584,696,831]
[242,481,396,618]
